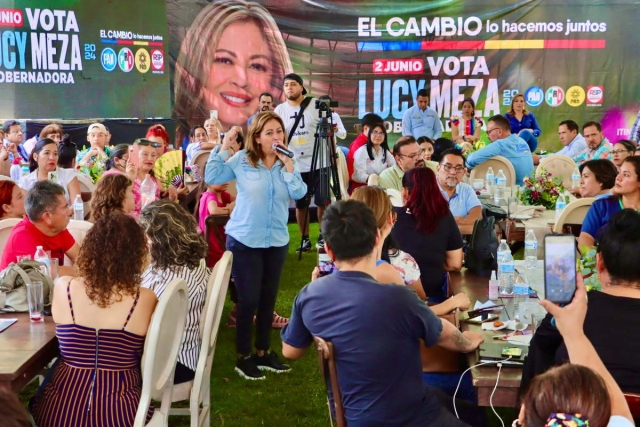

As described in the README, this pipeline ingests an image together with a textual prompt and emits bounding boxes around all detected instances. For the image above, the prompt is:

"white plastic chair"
[0,218,21,255]
[191,150,211,171]
[367,174,379,186]
[0,175,13,181]
[538,154,577,189]
[553,197,595,234]
[75,173,95,220]
[64,220,93,266]
[169,251,232,426]
[134,278,189,427]
[469,156,517,187]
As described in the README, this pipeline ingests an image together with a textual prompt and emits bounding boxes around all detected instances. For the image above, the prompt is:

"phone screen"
[317,248,337,277]
[210,110,218,120]
[544,235,577,304]
[468,313,498,323]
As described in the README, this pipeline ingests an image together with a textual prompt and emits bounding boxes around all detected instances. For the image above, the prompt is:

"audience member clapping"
[518,271,634,427]
[391,167,463,301]
[140,200,211,385]
[0,181,24,219]
[90,174,136,222]
[20,138,81,204]
[612,140,636,169]
[576,159,617,199]
[579,156,640,250]
[29,212,157,427]
[524,209,640,398]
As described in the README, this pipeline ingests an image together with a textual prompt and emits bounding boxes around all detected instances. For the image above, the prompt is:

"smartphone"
[317,247,337,277]
[466,313,499,324]
[544,234,577,304]
[210,110,218,120]
[128,144,140,168]
[501,347,523,357]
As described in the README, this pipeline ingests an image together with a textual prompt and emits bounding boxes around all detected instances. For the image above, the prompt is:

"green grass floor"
[21,222,518,426]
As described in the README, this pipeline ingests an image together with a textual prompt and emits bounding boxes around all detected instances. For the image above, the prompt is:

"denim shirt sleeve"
[281,160,307,200]
[205,150,237,185]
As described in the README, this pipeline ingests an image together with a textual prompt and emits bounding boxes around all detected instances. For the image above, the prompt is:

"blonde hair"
[245,111,286,168]
[350,186,393,230]
[508,93,529,116]
[173,0,292,136]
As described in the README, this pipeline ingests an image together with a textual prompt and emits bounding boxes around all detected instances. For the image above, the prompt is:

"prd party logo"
[100,48,117,72]
[135,48,150,73]
[118,48,134,73]
[586,86,604,106]
[151,49,164,72]
[545,86,565,107]
[524,86,544,107]
[566,86,585,107]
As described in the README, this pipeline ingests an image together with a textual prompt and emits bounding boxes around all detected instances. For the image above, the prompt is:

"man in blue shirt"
[532,120,587,164]
[436,149,482,235]
[466,115,534,185]
[401,89,443,140]
[281,199,485,427]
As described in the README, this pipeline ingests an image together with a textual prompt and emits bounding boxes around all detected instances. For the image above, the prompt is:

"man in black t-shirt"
[281,200,486,427]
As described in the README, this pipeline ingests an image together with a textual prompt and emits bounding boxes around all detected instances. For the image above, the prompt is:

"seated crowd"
[1,96,638,427]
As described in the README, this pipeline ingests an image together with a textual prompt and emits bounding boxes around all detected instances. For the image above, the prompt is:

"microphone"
[273,144,294,158]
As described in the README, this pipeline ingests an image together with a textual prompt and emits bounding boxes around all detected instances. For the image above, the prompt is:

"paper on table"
[0,318,17,333]
[473,300,503,311]
[507,334,533,346]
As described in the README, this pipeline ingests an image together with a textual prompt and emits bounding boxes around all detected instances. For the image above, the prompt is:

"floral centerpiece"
[578,245,601,292]
[518,168,567,210]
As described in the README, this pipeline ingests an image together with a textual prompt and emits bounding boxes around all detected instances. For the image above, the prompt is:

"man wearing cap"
[274,73,332,252]
[77,123,111,168]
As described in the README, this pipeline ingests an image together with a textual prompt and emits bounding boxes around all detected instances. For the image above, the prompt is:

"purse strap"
[287,97,313,144]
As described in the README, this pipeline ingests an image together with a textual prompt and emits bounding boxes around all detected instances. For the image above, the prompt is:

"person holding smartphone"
[521,209,640,395]
[205,111,306,380]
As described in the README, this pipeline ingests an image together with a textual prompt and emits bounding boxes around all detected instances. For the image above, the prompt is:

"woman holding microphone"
[205,111,306,380]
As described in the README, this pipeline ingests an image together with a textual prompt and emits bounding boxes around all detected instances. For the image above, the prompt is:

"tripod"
[297,102,342,259]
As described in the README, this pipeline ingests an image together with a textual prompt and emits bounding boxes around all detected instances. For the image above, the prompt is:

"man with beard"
[378,136,424,192]
[437,149,482,235]
[274,73,330,251]
[572,121,613,166]
[247,92,275,127]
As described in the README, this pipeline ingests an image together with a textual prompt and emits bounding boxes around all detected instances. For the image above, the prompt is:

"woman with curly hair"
[30,213,157,427]
[139,200,211,384]
[90,174,136,222]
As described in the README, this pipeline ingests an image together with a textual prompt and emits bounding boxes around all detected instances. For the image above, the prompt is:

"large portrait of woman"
[173,0,293,140]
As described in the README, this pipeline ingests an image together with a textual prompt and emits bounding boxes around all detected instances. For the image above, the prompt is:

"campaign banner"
[168,0,640,150]
[0,0,170,119]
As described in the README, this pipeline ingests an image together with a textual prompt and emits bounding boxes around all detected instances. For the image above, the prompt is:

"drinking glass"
[472,179,484,192]
[27,281,44,323]
[508,197,519,217]
[16,254,31,263]
[530,314,544,335]
[49,258,59,282]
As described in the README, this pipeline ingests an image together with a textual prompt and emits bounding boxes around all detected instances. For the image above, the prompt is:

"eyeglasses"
[399,149,425,161]
[371,131,385,137]
[441,164,466,173]
[486,128,500,135]
[134,138,161,148]
[612,149,629,155]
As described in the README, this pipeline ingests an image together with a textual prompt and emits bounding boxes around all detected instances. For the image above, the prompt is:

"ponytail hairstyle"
[57,134,76,169]
[401,167,449,234]
[105,144,130,171]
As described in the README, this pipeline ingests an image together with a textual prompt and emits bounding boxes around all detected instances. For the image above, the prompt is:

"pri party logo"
[545,86,565,107]
[586,86,604,106]
[524,86,544,107]
[100,48,117,72]
[118,48,134,73]
[566,86,585,107]
[151,49,164,72]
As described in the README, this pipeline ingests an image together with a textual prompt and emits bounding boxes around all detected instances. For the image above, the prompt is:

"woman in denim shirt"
[505,93,542,152]
[205,111,306,380]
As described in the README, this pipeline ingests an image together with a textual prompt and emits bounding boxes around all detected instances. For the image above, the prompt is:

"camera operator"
[275,73,335,251]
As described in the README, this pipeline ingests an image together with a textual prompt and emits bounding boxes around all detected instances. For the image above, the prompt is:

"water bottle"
[140,174,157,208]
[497,239,510,280]
[554,193,567,222]
[10,158,21,181]
[571,167,580,189]
[20,164,29,178]
[485,167,494,195]
[499,244,515,295]
[73,194,84,221]
[513,271,529,317]
[524,229,538,269]
[494,169,507,204]
[34,246,50,270]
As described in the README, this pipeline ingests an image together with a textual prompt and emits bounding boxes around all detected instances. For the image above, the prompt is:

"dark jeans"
[227,235,288,356]
[174,362,195,384]
[423,371,478,403]
[428,385,487,427]
[519,129,538,152]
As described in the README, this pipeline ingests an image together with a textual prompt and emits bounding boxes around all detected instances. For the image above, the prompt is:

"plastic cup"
[27,281,44,323]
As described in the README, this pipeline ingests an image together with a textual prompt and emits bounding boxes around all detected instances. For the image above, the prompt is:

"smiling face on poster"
[173,0,292,134]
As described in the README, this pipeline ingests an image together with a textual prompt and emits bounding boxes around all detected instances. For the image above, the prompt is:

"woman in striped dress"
[30,212,158,427]
[139,200,211,383]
